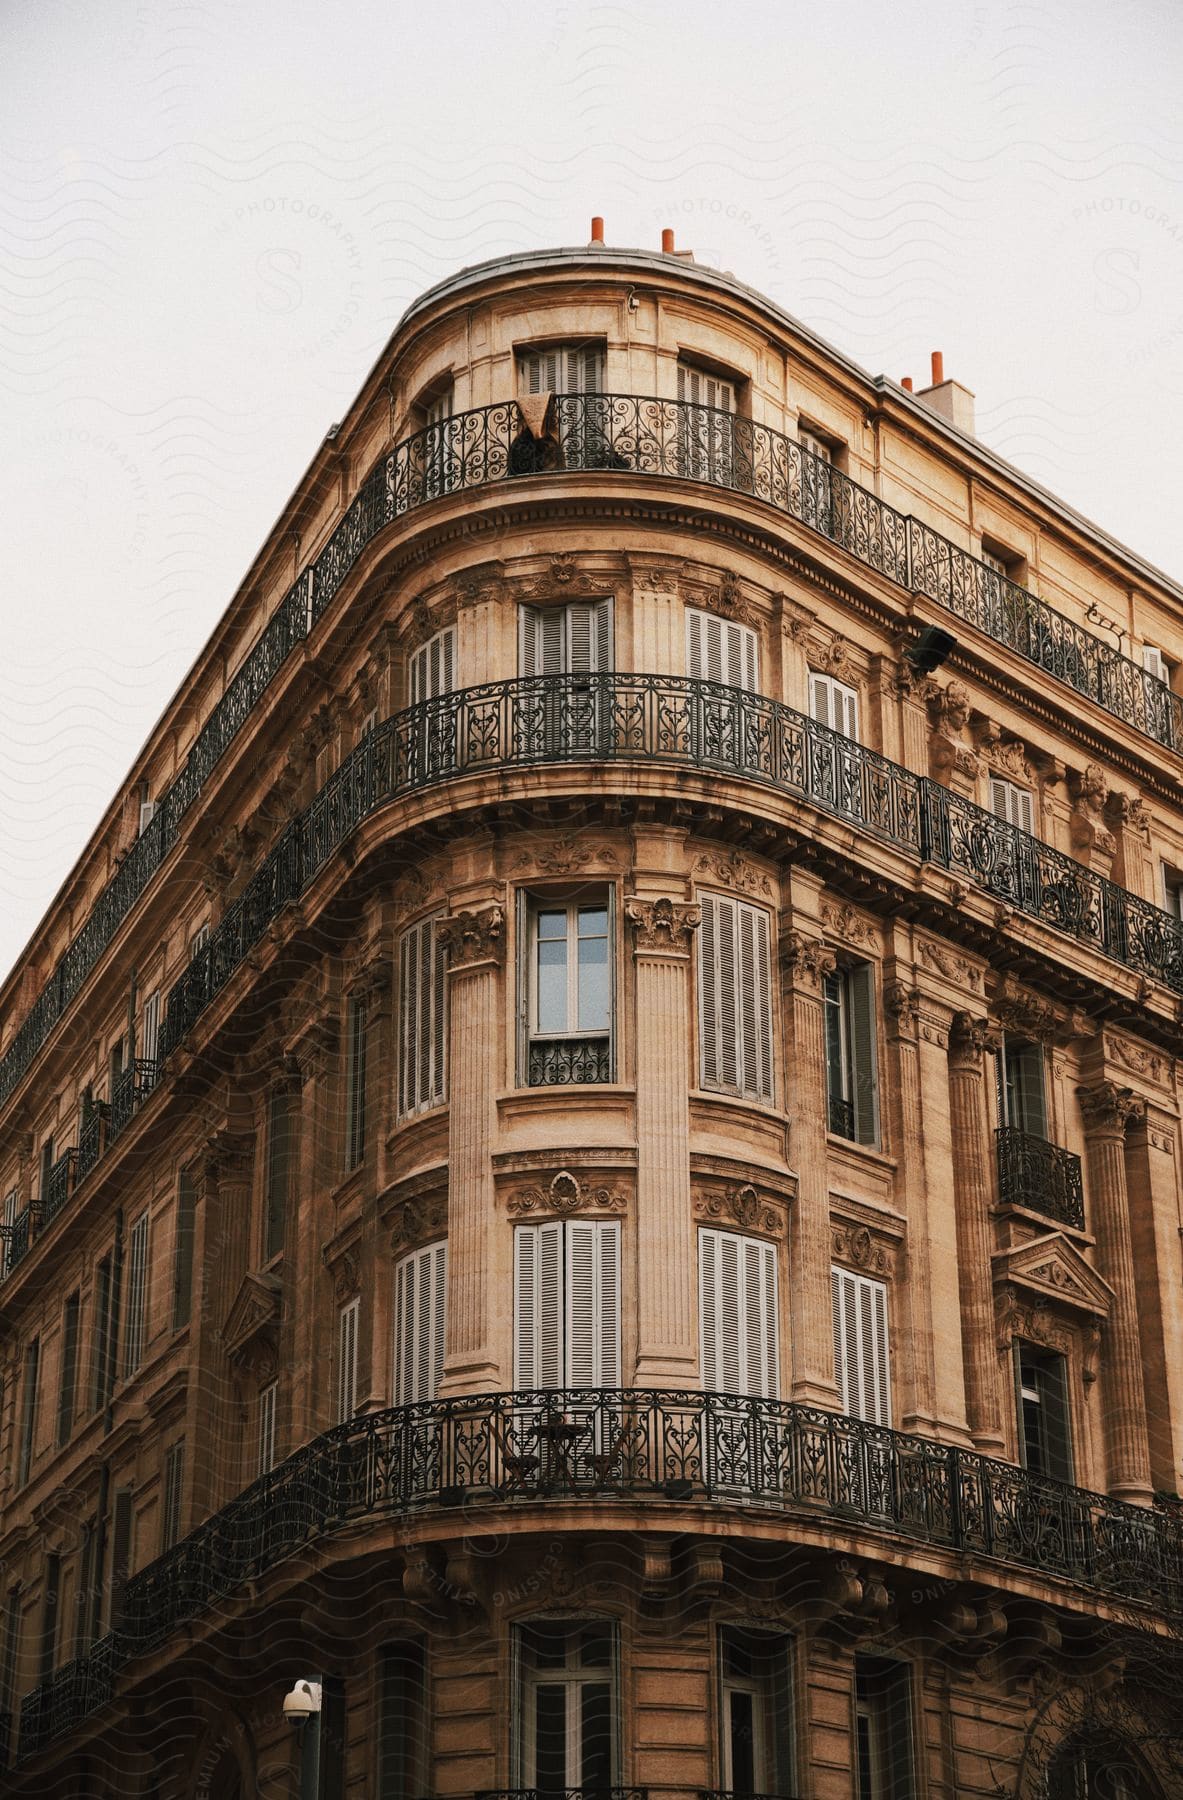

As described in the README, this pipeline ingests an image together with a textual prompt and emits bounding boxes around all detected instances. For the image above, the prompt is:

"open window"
[1014,1340,1073,1482]
[854,1656,915,1800]
[798,421,846,539]
[996,1033,1047,1138]
[409,378,456,501]
[718,1626,795,1797]
[824,961,878,1145]
[519,888,615,1087]
[514,342,608,471]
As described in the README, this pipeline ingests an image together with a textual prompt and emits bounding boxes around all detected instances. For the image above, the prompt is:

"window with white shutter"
[699,1228,779,1398]
[122,1211,150,1378]
[1142,643,1169,683]
[140,989,160,1066]
[393,1240,447,1407]
[996,1033,1047,1139]
[398,915,447,1118]
[518,601,613,759]
[257,1381,278,1476]
[989,777,1035,835]
[409,625,456,706]
[137,795,156,836]
[824,963,879,1145]
[519,601,612,677]
[337,1297,360,1423]
[831,1267,891,1427]
[678,362,738,483]
[345,993,368,1170]
[513,1220,620,1390]
[517,344,604,396]
[162,1442,184,1549]
[686,607,759,693]
[808,671,860,740]
[697,893,773,1101]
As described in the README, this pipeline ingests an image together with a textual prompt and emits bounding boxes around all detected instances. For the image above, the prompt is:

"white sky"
[2,0,1182,986]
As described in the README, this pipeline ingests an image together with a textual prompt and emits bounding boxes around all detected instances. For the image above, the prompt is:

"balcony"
[528,1035,613,1087]
[996,1126,1085,1230]
[40,1148,77,1229]
[15,1388,1181,1761]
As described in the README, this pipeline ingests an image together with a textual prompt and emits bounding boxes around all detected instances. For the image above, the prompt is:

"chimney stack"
[661,228,675,253]
[901,377,913,393]
[916,349,975,435]
[590,216,604,244]
[931,350,945,386]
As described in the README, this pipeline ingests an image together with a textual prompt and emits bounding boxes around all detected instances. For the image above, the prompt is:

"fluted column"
[781,930,840,1407]
[187,1132,252,1518]
[1076,1080,1152,1503]
[438,906,504,1396]
[628,897,700,1385]
[948,1012,1005,1453]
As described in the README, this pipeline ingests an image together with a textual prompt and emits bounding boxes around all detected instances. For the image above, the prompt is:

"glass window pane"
[534,1683,568,1792]
[537,914,568,1033]
[728,1689,757,1793]
[577,933,609,1031]
[580,1681,613,1790]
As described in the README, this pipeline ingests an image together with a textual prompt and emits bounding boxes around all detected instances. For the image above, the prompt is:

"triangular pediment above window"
[221,1270,283,1364]
[992,1232,1113,1317]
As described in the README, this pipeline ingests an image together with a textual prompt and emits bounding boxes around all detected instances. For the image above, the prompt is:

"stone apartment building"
[0,225,1182,1798]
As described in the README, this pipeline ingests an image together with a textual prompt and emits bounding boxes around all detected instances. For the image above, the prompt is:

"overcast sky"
[3,0,1182,986]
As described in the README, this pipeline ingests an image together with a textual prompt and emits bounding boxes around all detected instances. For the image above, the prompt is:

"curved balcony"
[2,392,1177,1118]
[16,1389,1183,1761]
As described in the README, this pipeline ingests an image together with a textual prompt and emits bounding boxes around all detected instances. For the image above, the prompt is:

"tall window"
[832,1268,891,1427]
[677,361,737,483]
[37,1136,54,1208]
[698,893,773,1101]
[686,608,759,692]
[1141,644,1176,745]
[518,600,613,752]
[412,381,456,501]
[108,1489,134,1633]
[258,1382,278,1477]
[17,1337,39,1486]
[92,1252,117,1412]
[514,1220,620,1390]
[854,1656,914,1800]
[517,343,604,397]
[39,1554,61,1683]
[378,1641,429,1800]
[162,1442,185,1550]
[699,1229,779,1399]
[345,993,369,1171]
[515,1619,616,1793]
[57,1292,80,1448]
[1015,1342,1073,1482]
[521,892,614,1088]
[799,425,840,536]
[263,1089,293,1263]
[398,915,447,1118]
[2,1187,17,1279]
[809,669,860,739]
[718,1627,795,1796]
[337,1297,360,1423]
[824,963,878,1144]
[172,1168,196,1331]
[393,1242,447,1407]
[408,624,457,706]
[996,1033,1047,1138]
[990,776,1035,833]
[140,989,161,1065]
[122,1210,150,1378]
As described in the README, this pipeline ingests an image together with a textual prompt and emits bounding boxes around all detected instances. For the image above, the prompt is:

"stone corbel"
[949,1011,1001,1067]
[814,1559,893,1643]
[625,897,700,954]
[779,930,837,993]
[438,906,505,969]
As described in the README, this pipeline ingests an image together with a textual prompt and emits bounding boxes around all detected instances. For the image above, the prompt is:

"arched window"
[1046,1736,1158,1800]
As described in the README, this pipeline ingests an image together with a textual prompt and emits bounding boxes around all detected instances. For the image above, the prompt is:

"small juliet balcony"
[527,1035,613,1087]
[995,1126,1085,1230]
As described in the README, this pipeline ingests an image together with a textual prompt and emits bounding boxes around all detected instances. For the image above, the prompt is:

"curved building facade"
[2,234,1183,1798]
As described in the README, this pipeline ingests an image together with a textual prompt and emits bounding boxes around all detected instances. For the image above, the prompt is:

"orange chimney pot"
[931,351,945,386]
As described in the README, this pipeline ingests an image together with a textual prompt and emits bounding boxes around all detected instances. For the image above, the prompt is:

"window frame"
[263,1085,294,1264]
[344,990,369,1171]
[823,961,879,1146]
[996,1031,1048,1139]
[519,886,617,1088]
[696,890,775,1103]
[854,1654,915,1800]
[121,1208,150,1379]
[512,1616,619,1792]
[831,1265,892,1428]
[1014,1339,1074,1483]
[17,1336,40,1487]
[393,1240,448,1408]
[257,1380,278,1477]
[162,1441,185,1550]
[397,912,448,1120]
[685,605,759,693]
[698,1226,780,1400]
[337,1296,360,1423]
[808,669,861,740]
[513,1218,622,1392]
[717,1624,796,1797]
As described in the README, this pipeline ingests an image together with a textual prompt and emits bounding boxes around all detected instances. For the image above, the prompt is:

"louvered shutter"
[698,893,739,1092]
[399,917,446,1117]
[258,1383,277,1475]
[394,1241,447,1406]
[519,605,567,677]
[685,609,758,692]
[1143,645,1168,681]
[831,1268,891,1426]
[514,1221,565,1390]
[990,779,1033,833]
[838,682,859,740]
[848,963,878,1144]
[737,900,773,1101]
[337,1298,359,1422]
[564,1220,620,1389]
[140,990,160,1064]
[700,1229,778,1397]
[519,345,603,396]
[122,1213,150,1377]
[809,671,832,728]
[678,364,736,412]
[410,626,456,705]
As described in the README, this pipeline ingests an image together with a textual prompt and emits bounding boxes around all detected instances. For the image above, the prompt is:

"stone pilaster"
[437,906,504,1396]
[781,928,839,1407]
[1076,1080,1153,1503]
[948,1012,1005,1453]
[187,1132,252,1518]
[1124,1105,1183,1491]
[627,897,701,1385]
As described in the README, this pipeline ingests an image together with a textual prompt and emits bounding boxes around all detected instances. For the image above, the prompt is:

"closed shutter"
[990,778,1034,834]
[686,608,758,692]
[258,1383,277,1475]
[699,892,738,1091]
[699,1228,778,1398]
[409,625,456,705]
[2,1189,16,1278]
[518,345,604,395]
[567,600,612,673]
[831,1268,891,1426]
[162,1443,184,1549]
[398,916,446,1117]
[520,602,612,677]
[809,672,859,739]
[564,1220,621,1389]
[393,1240,447,1407]
[1143,644,1168,682]
[337,1297,360,1422]
[122,1212,150,1377]
[848,963,879,1145]
[519,605,567,678]
[678,363,736,413]
[140,990,160,1064]
[514,1220,564,1390]
[698,893,772,1100]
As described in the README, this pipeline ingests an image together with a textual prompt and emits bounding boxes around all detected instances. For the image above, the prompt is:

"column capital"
[625,896,700,955]
[949,1011,1002,1068]
[439,905,505,971]
[779,930,837,993]
[1076,1080,1146,1135]
[200,1130,253,1192]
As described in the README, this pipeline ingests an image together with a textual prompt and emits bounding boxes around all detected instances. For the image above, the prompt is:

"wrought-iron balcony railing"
[478,1790,648,1800]
[15,1389,1183,1762]
[827,1094,856,1140]
[3,390,1179,1122]
[528,1035,613,1087]
[6,675,1181,1285]
[996,1126,1086,1230]
[41,1148,77,1229]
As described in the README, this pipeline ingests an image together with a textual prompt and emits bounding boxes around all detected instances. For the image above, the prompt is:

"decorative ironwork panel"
[996,1126,1085,1229]
[527,1036,612,1086]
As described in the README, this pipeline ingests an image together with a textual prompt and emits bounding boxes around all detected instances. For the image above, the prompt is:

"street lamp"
[283,1679,322,1797]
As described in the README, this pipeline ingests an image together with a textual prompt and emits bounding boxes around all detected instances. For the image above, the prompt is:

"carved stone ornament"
[820,901,878,950]
[949,1011,1001,1065]
[884,982,922,1034]
[780,931,837,991]
[993,977,1095,1048]
[389,1194,447,1253]
[1103,1033,1165,1086]
[437,906,505,968]
[519,552,603,601]
[694,1181,783,1237]
[221,1271,283,1377]
[200,1130,253,1191]
[695,568,756,628]
[916,937,983,991]
[831,1223,892,1277]
[927,678,981,785]
[323,1245,360,1304]
[993,1234,1114,1320]
[975,720,1033,784]
[779,593,816,643]
[508,1169,627,1220]
[820,636,855,681]
[514,833,620,876]
[1069,761,1117,858]
[695,850,773,898]
[995,1283,1073,1359]
[1076,1080,1146,1134]
[625,897,701,951]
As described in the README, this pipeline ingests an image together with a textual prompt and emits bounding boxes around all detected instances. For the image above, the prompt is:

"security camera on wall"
[282,1679,322,1723]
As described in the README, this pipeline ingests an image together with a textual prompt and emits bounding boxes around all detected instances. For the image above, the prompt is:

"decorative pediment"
[221,1271,283,1374]
[993,1234,1113,1319]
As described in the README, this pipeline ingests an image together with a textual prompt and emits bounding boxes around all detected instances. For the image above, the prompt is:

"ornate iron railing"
[996,1126,1086,1230]
[16,1388,1183,1760]
[478,1791,648,1800]
[827,1095,856,1140]
[528,1036,613,1087]
[41,1149,77,1229]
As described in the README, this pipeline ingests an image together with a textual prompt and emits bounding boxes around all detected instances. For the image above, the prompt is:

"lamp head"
[907,625,957,675]
[282,1679,322,1723]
